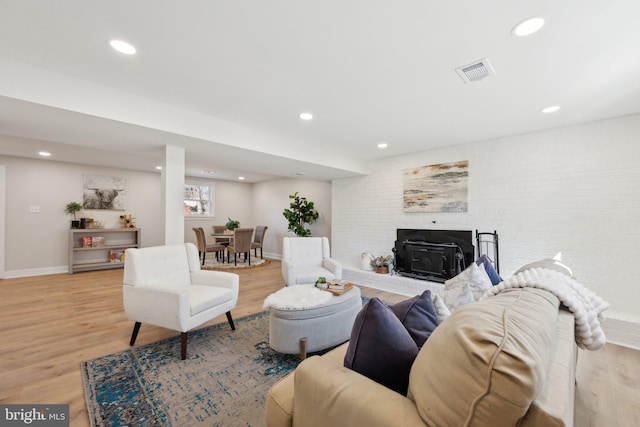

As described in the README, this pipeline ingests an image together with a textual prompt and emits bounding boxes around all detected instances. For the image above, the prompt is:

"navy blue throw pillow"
[475,254,502,285]
[344,298,419,395]
[390,290,439,347]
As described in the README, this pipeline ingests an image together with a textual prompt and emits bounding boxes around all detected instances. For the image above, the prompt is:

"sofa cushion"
[407,288,560,427]
[344,298,419,395]
[389,290,439,347]
[475,254,503,285]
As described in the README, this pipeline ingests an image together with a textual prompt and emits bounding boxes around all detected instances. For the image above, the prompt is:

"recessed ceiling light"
[512,17,545,37]
[155,166,162,170]
[109,39,137,55]
[38,151,51,157]
[299,112,313,121]
[377,143,388,149]
[238,176,245,180]
[542,105,560,113]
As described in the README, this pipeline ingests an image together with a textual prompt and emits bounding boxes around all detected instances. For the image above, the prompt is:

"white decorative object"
[361,252,374,271]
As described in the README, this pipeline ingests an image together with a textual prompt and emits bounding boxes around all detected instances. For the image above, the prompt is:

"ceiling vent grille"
[455,58,495,83]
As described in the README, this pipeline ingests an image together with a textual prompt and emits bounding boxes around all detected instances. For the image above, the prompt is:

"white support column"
[161,145,185,245]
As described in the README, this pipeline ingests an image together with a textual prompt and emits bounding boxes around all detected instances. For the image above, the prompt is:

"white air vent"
[455,58,495,83]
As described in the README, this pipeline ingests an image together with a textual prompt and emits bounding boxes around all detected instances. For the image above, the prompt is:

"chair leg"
[181,332,188,360]
[226,311,236,330]
[234,252,237,266]
[129,322,142,346]
[248,252,251,265]
[260,247,263,259]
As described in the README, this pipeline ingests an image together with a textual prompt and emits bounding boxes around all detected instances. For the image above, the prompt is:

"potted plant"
[282,192,319,237]
[65,202,83,229]
[315,276,328,289]
[371,255,393,274]
[225,217,240,230]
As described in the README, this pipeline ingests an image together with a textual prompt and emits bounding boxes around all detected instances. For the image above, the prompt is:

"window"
[184,184,214,217]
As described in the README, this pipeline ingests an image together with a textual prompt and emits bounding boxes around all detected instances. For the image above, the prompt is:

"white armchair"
[123,243,239,360]
[281,237,342,286]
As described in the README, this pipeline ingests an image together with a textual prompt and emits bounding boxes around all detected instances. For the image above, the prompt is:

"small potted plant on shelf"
[371,255,393,274]
[225,217,240,231]
[65,202,83,229]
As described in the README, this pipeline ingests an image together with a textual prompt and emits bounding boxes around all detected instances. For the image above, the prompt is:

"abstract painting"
[403,161,468,212]
[83,175,127,210]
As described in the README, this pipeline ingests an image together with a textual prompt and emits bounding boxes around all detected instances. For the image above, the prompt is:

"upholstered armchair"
[281,237,342,286]
[123,243,239,360]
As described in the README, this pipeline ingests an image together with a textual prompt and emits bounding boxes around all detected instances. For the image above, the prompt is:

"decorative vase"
[375,266,389,274]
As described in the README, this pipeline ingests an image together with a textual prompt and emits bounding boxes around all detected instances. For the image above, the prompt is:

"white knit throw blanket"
[482,267,609,351]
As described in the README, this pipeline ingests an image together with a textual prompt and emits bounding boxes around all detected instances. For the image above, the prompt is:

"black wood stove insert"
[393,229,474,282]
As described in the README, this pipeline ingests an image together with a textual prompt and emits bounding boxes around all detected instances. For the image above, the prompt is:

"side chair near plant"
[252,225,268,259]
[192,227,225,265]
[226,227,254,266]
[123,243,239,360]
[281,236,342,286]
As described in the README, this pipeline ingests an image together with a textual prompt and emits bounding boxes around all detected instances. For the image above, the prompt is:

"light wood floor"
[0,260,638,427]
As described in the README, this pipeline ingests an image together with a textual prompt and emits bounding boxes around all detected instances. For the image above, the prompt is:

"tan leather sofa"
[266,287,577,427]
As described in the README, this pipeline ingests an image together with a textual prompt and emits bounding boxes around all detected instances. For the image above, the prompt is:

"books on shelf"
[109,250,126,263]
[81,236,105,247]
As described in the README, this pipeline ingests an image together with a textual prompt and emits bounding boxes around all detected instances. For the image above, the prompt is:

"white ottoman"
[264,285,362,359]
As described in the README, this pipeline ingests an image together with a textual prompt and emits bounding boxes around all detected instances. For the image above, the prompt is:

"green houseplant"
[282,192,319,237]
[65,202,83,229]
[371,255,393,274]
[225,217,240,230]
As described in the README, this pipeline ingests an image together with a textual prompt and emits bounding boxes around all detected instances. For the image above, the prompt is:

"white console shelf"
[68,228,141,274]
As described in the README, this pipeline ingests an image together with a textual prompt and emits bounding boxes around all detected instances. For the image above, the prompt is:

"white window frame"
[184,183,215,218]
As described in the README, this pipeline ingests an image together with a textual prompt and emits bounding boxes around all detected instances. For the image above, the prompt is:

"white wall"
[0,154,332,276]
[0,155,164,276]
[332,114,640,326]
[252,179,332,257]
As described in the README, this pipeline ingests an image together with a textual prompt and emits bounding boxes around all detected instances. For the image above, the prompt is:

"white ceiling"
[1,0,639,182]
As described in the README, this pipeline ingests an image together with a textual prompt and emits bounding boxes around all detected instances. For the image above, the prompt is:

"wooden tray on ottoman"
[324,281,354,296]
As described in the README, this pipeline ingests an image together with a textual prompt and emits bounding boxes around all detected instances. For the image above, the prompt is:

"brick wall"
[333,114,640,336]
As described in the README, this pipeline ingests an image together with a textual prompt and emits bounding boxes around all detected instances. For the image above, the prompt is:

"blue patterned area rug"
[81,312,300,427]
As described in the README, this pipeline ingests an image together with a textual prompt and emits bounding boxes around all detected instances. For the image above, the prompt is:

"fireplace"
[393,229,474,282]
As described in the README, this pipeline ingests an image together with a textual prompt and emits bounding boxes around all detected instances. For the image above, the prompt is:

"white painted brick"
[333,114,640,328]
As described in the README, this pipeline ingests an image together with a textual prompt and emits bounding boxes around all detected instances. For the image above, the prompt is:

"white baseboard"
[3,265,69,279]
[601,317,640,350]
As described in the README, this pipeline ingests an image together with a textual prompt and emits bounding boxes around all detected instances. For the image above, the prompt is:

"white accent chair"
[123,243,240,360]
[281,237,342,286]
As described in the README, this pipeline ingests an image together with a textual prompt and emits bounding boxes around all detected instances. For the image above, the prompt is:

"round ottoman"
[265,285,362,359]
